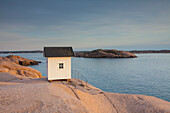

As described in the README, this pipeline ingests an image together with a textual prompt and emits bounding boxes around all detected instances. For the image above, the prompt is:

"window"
[59,63,64,69]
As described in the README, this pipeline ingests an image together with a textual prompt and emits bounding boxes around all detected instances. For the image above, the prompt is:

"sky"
[0,0,170,51]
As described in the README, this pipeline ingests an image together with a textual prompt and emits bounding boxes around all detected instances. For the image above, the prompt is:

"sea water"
[0,53,170,102]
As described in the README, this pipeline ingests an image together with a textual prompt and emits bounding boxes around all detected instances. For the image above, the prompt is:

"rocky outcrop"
[0,55,41,66]
[0,60,42,78]
[75,49,137,58]
[0,78,169,113]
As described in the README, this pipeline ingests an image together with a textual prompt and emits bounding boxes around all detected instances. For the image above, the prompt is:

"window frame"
[58,62,64,69]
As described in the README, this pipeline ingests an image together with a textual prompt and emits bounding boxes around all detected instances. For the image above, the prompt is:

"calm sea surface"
[1,53,170,102]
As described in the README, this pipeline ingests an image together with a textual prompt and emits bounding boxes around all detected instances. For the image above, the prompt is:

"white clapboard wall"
[47,57,71,80]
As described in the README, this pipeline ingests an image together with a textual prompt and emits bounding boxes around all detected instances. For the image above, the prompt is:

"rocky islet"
[75,49,137,58]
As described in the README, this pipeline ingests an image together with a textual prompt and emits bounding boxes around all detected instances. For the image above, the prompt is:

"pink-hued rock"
[1,55,41,66]
[0,73,20,82]
[17,70,40,78]
[0,60,42,78]
[75,49,137,58]
[8,70,19,75]
[0,67,9,73]
[0,78,169,113]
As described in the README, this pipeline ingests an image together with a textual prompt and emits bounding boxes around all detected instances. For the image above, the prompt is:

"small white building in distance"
[44,47,74,82]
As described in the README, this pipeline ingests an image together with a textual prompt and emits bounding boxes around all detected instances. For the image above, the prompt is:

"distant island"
[0,49,170,54]
[129,50,170,53]
[0,50,43,54]
[75,49,137,58]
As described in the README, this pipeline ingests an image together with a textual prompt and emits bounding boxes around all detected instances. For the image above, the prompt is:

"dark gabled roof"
[44,47,74,57]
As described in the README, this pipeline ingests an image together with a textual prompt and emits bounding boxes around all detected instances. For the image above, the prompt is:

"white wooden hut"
[44,47,74,82]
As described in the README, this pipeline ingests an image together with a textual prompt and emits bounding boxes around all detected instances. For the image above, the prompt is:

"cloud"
[0,31,44,50]
[0,0,170,50]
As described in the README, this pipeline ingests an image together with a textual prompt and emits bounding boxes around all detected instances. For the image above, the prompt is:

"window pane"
[59,63,64,69]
